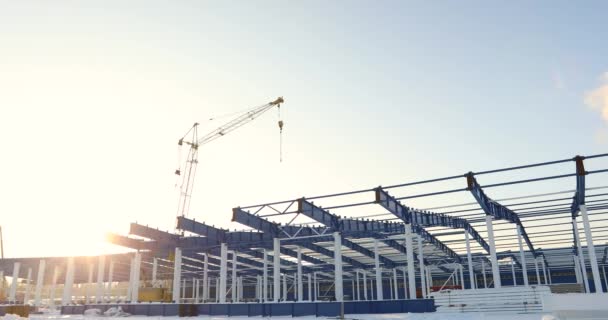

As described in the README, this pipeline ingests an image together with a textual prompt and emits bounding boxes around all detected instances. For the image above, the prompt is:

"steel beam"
[466,174,536,256]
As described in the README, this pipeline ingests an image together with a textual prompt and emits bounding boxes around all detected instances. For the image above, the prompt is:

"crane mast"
[175,97,284,219]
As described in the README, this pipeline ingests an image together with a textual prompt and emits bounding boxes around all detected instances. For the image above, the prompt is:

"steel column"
[534,258,542,286]
[308,273,312,301]
[511,263,517,286]
[107,260,114,302]
[173,247,183,302]
[297,247,303,301]
[231,251,237,302]
[273,238,280,302]
[219,244,227,302]
[373,239,383,300]
[465,231,475,290]
[203,254,209,301]
[9,262,20,302]
[580,205,603,292]
[23,268,32,304]
[362,270,368,300]
[417,235,427,297]
[62,257,75,305]
[96,256,105,303]
[573,218,590,292]
[282,273,287,301]
[485,215,501,288]
[262,249,268,302]
[50,266,59,307]
[405,223,416,299]
[541,258,548,285]
[334,232,344,302]
[402,268,408,299]
[481,260,487,288]
[517,225,529,286]
[34,259,45,306]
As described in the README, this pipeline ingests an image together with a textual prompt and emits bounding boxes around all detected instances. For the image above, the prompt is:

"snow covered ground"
[1,312,558,320]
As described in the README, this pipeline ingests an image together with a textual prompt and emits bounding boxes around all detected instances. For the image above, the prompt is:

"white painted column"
[191,278,195,301]
[485,215,501,288]
[426,266,432,295]
[313,272,317,301]
[106,261,114,302]
[273,238,281,302]
[181,279,186,300]
[334,232,344,302]
[459,265,465,290]
[511,262,517,286]
[405,224,417,299]
[62,257,75,305]
[307,273,312,301]
[393,269,398,299]
[127,258,134,302]
[255,275,260,300]
[481,260,487,288]
[172,247,182,303]
[219,244,227,303]
[87,263,94,303]
[151,257,158,284]
[297,247,303,301]
[0,271,3,300]
[603,266,608,293]
[125,257,135,301]
[9,262,20,302]
[262,249,268,302]
[362,270,368,300]
[34,260,46,306]
[96,256,105,303]
[282,274,287,301]
[373,239,383,300]
[573,218,590,292]
[215,278,220,302]
[574,257,582,284]
[541,258,548,285]
[132,253,141,302]
[24,268,32,304]
[402,268,408,299]
[580,205,604,293]
[231,251,238,302]
[465,231,475,290]
[203,254,208,301]
[355,270,360,300]
[516,225,529,286]
[388,273,393,299]
[534,257,543,286]
[417,235,427,298]
[50,266,59,307]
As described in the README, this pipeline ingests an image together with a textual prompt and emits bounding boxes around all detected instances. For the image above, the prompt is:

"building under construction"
[1,153,608,316]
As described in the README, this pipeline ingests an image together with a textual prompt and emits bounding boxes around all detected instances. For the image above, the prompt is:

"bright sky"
[1,1,607,258]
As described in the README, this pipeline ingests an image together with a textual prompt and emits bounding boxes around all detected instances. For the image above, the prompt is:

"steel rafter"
[297,198,437,268]
[232,207,401,269]
[466,174,537,257]
[373,189,463,263]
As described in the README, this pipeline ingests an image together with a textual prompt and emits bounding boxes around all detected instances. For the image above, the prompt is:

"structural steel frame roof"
[2,153,607,283]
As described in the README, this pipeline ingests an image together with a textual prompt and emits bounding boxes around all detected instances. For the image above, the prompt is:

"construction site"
[1,96,608,319]
[3,2,608,319]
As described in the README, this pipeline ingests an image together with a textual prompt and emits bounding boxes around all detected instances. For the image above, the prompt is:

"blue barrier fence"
[61,299,435,317]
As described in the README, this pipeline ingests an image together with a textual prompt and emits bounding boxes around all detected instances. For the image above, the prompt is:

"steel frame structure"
[2,153,608,305]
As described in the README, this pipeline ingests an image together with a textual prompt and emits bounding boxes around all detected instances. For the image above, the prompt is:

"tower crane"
[174,97,284,219]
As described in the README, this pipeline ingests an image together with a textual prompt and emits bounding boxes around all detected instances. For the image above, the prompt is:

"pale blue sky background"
[1,1,607,257]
